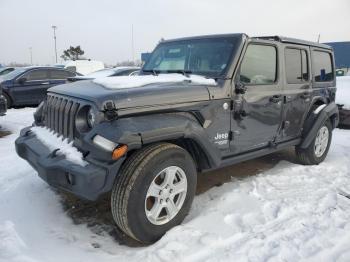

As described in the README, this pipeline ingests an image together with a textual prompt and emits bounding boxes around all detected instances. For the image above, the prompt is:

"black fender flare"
[299,102,339,149]
[85,113,221,168]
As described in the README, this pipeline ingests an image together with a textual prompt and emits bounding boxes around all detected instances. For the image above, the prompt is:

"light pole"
[29,47,33,64]
[131,24,135,63]
[52,25,58,63]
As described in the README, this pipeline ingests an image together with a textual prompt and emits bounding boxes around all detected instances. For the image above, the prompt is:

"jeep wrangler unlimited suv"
[15,34,338,244]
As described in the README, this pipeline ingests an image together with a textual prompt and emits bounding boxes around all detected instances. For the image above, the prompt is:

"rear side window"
[240,44,277,85]
[24,70,48,81]
[50,69,75,79]
[312,51,333,82]
[285,48,309,84]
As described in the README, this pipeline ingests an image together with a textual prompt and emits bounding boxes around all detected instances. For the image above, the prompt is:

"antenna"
[317,34,321,43]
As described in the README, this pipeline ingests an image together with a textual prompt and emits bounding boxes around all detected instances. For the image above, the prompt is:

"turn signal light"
[112,145,128,160]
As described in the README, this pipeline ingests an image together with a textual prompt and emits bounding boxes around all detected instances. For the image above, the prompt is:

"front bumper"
[0,95,7,116]
[339,107,350,127]
[15,127,123,201]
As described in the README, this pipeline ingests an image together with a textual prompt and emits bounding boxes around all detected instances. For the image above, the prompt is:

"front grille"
[45,94,80,140]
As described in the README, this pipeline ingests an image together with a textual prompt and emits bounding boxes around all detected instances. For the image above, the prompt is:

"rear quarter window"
[312,51,334,82]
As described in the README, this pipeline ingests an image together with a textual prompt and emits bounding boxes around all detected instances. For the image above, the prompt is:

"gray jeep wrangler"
[16,34,339,244]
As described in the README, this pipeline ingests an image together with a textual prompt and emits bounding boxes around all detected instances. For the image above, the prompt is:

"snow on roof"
[30,126,87,167]
[336,76,350,109]
[93,74,217,89]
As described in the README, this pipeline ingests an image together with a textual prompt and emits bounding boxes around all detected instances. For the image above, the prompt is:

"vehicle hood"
[48,75,213,110]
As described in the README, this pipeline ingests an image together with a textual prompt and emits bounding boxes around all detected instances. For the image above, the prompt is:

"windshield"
[143,37,239,78]
[1,68,27,80]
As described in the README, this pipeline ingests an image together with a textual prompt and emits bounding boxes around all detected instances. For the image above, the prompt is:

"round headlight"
[87,108,96,128]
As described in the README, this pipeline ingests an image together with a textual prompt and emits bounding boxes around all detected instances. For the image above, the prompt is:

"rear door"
[42,69,75,102]
[11,69,50,105]
[281,45,312,140]
[230,41,283,154]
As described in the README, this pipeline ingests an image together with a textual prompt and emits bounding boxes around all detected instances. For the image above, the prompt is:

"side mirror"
[17,77,27,84]
[235,81,247,94]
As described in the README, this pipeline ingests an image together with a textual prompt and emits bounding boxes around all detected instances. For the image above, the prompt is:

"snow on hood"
[30,126,87,167]
[336,76,350,109]
[93,74,217,89]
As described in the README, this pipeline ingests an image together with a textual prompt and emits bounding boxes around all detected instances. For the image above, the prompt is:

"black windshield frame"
[143,36,242,78]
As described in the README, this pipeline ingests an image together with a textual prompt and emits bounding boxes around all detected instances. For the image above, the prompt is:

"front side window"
[143,37,240,78]
[240,44,277,85]
[312,51,334,82]
[23,70,48,81]
[285,48,309,84]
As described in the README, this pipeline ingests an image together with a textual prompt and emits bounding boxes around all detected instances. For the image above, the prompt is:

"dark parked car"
[0,66,79,108]
[0,67,16,76]
[67,67,140,82]
[16,34,338,244]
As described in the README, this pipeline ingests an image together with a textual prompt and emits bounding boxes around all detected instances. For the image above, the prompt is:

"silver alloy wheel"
[145,166,188,225]
[314,126,329,157]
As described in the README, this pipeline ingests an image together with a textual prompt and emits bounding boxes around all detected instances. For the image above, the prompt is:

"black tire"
[111,142,197,244]
[295,120,332,165]
[3,93,12,108]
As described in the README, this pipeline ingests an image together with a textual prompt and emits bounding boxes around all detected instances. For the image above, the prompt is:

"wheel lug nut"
[160,199,163,204]
[169,189,173,193]
[166,198,170,202]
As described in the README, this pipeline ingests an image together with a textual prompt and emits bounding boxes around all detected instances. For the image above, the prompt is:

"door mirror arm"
[235,81,247,94]
[17,77,27,84]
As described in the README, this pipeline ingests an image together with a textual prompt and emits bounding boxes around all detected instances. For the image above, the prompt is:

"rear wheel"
[296,120,332,165]
[111,143,197,244]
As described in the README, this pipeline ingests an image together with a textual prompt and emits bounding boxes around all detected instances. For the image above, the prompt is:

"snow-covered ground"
[336,76,350,109]
[1,108,350,262]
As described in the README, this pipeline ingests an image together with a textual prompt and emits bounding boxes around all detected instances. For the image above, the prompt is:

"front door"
[281,46,312,140]
[230,42,283,154]
[12,69,52,105]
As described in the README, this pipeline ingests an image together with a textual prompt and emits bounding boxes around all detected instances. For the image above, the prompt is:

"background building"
[325,41,350,76]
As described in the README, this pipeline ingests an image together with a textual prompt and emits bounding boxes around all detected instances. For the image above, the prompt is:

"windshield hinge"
[103,100,118,121]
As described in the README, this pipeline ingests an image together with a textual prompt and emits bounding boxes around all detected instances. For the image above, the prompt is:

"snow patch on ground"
[1,108,350,262]
[93,74,217,89]
[30,126,87,167]
[336,76,350,109]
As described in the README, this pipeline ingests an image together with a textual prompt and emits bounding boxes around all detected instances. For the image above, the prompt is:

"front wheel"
[3,93,12,108]
[295,120,332,165]
[111,143,197,244]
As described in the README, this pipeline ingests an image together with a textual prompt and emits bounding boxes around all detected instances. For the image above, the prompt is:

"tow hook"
[103,100,118,121]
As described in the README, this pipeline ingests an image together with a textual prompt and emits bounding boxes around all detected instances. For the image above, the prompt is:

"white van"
[64,60,105,75]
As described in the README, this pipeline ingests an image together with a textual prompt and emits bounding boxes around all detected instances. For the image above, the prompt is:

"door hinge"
[228,131,233,141]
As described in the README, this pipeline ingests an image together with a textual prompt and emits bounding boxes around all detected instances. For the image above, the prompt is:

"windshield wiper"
[142,69,160,76]
[165,70,192,77]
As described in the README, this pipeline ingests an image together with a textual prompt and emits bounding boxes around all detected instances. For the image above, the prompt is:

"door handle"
[41,82,50,85]
[269,95,282,103]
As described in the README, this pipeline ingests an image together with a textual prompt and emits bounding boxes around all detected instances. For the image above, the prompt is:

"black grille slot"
[45,95,80,140]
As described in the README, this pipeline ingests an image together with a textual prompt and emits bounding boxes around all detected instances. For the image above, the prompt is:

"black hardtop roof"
[160,34,332,50]
[252,36,332,50]
[161,33,247,43]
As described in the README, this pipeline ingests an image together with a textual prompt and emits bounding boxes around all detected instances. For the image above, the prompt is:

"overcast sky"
[0,0,349,65]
